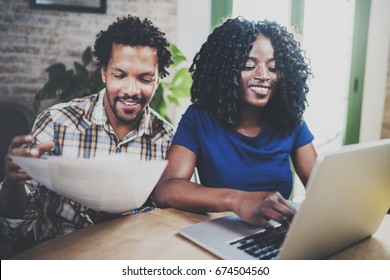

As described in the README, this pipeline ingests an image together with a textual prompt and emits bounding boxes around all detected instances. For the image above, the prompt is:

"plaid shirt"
[0,89,174,243]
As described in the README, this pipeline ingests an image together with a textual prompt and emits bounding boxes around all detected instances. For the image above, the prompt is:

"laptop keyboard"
[229,223,288,260]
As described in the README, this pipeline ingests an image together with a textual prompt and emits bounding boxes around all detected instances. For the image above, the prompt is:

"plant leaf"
[150,85,165,113]
[65,74,84,99]
[171,68,191,87]
[88,69,105,93]
[150,85,171,122]
[170,44,187,67]
[169,68,192,98]
[74,61,88,80]
[82,46,93,66]
[45,63,67,79]
[167,95,180,106]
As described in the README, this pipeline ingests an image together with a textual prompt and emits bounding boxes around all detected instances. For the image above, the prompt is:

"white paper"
[9,156,52,188]
[10,155,167,214]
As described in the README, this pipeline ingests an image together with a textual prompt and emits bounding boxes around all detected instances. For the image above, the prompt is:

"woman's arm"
[291,142,317,187]
[154,144,296,226]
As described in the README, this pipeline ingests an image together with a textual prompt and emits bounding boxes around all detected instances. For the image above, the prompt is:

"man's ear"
[100,67,107,84]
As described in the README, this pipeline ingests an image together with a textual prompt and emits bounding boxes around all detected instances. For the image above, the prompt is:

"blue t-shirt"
[173,105,314,198]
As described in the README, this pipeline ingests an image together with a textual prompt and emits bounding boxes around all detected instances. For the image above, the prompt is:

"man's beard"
[111,94,147,124]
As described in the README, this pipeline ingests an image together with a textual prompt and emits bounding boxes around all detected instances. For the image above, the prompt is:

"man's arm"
[0,135,54,218]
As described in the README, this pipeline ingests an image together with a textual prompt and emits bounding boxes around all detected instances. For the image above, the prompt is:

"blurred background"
[0,0,389,184]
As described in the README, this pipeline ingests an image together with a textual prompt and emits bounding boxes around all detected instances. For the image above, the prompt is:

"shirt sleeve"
[172,105,201,155]
[0,110,54,240]
[294,121,315,149]
[32,109,55,146]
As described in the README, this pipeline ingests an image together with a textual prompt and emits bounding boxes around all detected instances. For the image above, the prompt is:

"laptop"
[180,139,390,259]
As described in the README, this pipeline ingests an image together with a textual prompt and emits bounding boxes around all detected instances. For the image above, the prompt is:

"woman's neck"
[234,106,266,137]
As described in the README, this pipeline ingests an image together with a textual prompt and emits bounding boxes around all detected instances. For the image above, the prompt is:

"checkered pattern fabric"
[0,89,174,243]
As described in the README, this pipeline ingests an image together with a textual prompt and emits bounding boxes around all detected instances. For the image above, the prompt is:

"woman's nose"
[254,65,270,81]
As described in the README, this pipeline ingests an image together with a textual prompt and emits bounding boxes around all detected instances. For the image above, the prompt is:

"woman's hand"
[230,191,295,227]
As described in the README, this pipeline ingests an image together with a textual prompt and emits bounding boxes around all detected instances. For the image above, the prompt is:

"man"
[0,15,174,252]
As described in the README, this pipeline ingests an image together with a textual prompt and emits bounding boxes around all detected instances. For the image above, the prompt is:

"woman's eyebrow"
[245,56,276,62]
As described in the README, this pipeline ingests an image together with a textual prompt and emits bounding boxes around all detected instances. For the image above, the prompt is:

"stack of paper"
[10,155,167,214]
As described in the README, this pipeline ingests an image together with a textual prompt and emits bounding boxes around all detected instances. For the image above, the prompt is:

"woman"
[154,17,317,227]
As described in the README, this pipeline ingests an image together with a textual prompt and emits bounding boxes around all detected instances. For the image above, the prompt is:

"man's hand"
[0,135,53,217]
[86,209,123,224]
[4,135,54,184]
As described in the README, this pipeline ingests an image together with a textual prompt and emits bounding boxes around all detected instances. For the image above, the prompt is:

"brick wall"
[0,0,177,122]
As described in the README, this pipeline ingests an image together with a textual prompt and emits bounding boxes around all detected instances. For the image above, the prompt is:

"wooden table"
[13,208,390,260]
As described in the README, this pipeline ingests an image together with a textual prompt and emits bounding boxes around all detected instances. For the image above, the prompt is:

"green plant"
[34,44,192,123]
[150,44,192,123]
[34,47,104,111]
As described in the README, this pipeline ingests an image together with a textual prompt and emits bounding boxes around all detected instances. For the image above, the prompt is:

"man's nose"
[125,78,140,95]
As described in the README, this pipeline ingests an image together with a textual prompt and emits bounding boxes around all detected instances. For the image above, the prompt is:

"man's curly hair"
[93,14,173,78]
[190,17,312,134]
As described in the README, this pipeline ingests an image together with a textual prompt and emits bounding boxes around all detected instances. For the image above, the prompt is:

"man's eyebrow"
[111,66,156,74]
[111,67,125,72]
[140,70,157,76]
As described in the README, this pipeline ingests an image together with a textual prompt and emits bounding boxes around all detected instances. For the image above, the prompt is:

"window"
[302,0,355,153]
[233,0,291,27]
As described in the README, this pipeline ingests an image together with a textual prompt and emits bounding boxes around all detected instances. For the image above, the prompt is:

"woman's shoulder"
[184,104,207,115]
[178,104,222,133]
[293,120,314,146]
[181,104,213,121]
[296,120,311,133]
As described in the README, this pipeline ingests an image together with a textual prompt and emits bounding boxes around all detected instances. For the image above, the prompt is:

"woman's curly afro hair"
[93,14,173,78]
[190,17,312,134]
